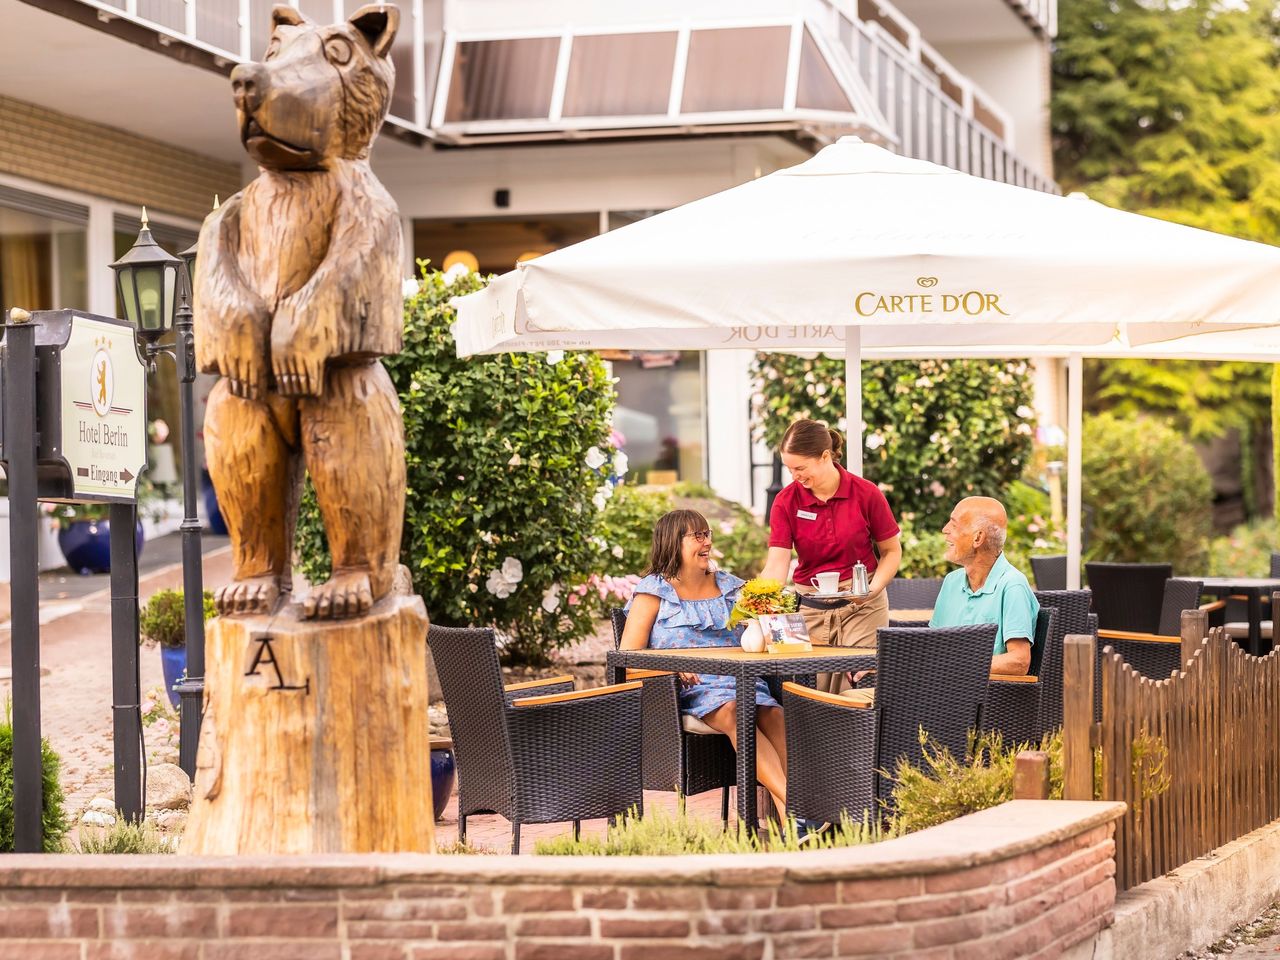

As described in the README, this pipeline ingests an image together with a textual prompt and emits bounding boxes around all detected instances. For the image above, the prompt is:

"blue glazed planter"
[160,645,187,708]
[57,520,145,575]
[430,742,456,822]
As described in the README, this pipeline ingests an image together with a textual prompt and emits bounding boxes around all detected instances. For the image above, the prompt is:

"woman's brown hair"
[780,418,844,464]
[644,509,712,580]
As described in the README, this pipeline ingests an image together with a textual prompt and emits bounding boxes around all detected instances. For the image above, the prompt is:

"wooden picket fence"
[1063,622,1280,892]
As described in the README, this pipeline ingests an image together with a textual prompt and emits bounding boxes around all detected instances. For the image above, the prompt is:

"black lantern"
[110,208,181,344]
[179,239,198,301]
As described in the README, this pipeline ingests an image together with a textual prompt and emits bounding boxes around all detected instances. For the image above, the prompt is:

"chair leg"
[511,823,521,855]
[573,820,581,841]
[458,815,467,844]
[721,786,730,828]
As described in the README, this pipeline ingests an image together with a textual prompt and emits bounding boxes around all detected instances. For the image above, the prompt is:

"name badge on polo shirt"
[797,510,818,520]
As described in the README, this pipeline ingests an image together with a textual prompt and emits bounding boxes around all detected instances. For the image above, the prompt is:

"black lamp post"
[110,210,206,780]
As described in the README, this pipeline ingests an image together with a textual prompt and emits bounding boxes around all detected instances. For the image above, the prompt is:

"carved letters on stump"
[184,3,432,854]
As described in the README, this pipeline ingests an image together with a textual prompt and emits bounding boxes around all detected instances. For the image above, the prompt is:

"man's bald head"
[943,496,1008,565]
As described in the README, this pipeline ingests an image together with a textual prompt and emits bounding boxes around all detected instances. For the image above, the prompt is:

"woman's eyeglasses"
[684,530,713,544]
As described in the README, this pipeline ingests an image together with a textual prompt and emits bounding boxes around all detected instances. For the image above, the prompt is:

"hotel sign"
[0,311,148,503]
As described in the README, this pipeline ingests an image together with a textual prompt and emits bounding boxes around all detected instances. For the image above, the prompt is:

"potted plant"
[429,737,456,822]
[725,578,800,652]
[139,588,216,708]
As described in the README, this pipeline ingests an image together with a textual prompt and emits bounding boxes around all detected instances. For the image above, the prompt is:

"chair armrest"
[511,680,642,708]
[990,673,1039,683]
[505,674,575,692]
[627,668,675,680]
[1199,599,1227,613]
[781,681,872,710]
[1228,594,1271,604]
[1097,628,1180,645]
[889,619,931,628]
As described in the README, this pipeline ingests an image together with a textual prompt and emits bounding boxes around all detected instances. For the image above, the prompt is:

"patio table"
[1186,577,1280,656]
[606,644,876,830]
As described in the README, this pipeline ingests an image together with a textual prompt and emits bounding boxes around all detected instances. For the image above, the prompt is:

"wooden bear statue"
[194,2,405,620]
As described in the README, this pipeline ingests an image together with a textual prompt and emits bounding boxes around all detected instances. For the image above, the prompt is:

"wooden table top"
[611,644,876,663]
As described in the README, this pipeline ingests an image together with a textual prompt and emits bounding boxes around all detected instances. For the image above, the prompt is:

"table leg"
[735,673,757,832]
[1249,591,1263,657]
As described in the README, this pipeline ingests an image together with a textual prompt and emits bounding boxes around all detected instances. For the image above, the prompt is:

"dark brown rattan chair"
[982,608,1056,747]
[429,624,644,853]
[609,609,735,824]
[1030,555,1067,591]
[884,577,944,610]
[781,623,997,825]
[1032,589,1095,732]
[1098,578,1205,681]
[1085,561,1172,634]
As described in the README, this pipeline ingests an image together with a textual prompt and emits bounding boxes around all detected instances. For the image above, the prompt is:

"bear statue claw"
[302,571,375,620]
[215,576,282,616]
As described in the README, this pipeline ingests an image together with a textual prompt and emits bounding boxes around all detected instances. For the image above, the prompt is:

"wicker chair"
[1032,589,1095,732]
[781,623,997,825]
[1097,578,1206,681]
[429,624,644,853]
[884,577,944,611]
[609,609,736,824]
[982,608,1056,747]
[1085,561,1172,634]
[1030,555,1067,591]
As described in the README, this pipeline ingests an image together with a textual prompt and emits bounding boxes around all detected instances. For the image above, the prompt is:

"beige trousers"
[795,587,888,695]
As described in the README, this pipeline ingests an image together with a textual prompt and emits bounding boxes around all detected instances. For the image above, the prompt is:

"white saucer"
[808,590,861,599]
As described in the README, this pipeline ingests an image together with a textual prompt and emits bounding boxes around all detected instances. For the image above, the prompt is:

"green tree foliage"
[752,355,1037,529]
[1082,413,1212,571]
[295,265,617,664]
[1054,0,1277,498]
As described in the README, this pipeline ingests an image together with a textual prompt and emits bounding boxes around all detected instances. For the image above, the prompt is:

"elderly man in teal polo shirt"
[930,496,1039,675]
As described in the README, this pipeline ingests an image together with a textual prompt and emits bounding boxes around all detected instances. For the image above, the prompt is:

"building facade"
[1,0,1058,511]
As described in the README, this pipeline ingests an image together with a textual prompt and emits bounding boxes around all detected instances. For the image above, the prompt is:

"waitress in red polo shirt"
[758,419,902,694]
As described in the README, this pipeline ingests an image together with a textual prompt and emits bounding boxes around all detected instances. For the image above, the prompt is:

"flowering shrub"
[1207,518,1280,577]
[752,355,1037,530]
[295,263,617,665]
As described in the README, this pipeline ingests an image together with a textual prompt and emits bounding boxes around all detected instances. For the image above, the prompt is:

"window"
[797,29,853,113]
[681,27,790,114]
[413,213,599,276]
[0,206,86,314]
[562,33,677,118]
[445,38,560,122]
[610,352,706,485]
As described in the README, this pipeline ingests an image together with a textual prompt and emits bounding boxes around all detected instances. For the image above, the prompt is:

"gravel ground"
[1180,903,1280,958]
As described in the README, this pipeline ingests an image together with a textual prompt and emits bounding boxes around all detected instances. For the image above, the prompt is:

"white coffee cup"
[810,571,841,595]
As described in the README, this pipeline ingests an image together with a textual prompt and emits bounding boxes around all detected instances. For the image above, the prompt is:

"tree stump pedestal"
[181,591,433,854]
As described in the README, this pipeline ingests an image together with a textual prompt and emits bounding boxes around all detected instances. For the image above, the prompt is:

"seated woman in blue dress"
[620,509,788,815]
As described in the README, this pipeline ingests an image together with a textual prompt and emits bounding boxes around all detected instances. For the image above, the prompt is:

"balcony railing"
[818,0,1057,193]
[1004,0,1057,38]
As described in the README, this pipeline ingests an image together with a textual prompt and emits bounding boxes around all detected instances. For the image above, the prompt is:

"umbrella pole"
[846,329,863,475]
[1066,354,1083,589]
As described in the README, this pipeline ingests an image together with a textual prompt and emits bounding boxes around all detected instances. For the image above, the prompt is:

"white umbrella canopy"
[452,137,1280,358]
[451,136,1280,589]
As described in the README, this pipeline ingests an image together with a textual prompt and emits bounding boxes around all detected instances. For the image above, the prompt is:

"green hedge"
[0,705,68,852]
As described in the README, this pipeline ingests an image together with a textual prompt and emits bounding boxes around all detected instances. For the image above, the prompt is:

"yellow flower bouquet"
[726,578,799,630]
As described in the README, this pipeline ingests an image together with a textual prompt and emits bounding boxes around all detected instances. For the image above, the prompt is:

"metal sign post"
[4,309,44,852]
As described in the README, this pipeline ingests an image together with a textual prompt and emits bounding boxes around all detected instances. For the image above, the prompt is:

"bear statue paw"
[215,576,282,616]
[302,571,375,620]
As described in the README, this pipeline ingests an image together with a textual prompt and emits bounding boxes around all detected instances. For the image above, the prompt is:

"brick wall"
[0,800,1123,960]
[0,95,241,221]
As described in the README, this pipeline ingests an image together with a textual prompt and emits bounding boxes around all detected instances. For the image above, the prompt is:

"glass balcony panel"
[562,32,677,118]
[796,29,853,112]
[681,26,789,114]
[196,0,240,54]
[136,0,184,32]
[445,37,560,122]
[973,97,1005,141]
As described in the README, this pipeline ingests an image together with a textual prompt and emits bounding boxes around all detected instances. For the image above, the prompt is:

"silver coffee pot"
[851,561,870,597]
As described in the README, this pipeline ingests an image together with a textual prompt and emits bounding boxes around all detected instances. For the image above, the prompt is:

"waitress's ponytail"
[827,429,844,464]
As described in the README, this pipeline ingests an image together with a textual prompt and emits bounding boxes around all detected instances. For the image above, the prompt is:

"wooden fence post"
[1182,608,1208,669]
[1014,751,1051,800]
[1063,633,1096,801]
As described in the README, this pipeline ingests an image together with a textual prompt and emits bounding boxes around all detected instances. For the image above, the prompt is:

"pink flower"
[568,593,581,606]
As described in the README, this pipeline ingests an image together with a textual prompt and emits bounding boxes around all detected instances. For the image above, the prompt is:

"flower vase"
[740,619,766,653]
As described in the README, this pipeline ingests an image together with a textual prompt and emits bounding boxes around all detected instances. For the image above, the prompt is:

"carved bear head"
[230,3,398,170]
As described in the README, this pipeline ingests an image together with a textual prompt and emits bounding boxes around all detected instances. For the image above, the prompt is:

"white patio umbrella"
[453,137,1280,587]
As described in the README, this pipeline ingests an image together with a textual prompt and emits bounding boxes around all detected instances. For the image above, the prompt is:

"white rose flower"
[592,491,608,511]
[401,278,420,298]
[501,557,524,584]
[485,570,511,598]
[545,350,565,365]
[541,583,562,613]
[1016,405,1035,420]
[596,482,614,503]
[866,433,885,450]
[611,545,625,559]
[612,451,629,477]
[585,446,607,470]
[508,453,523,467]
[1016,423,1033,436]
[442,262,469,287]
